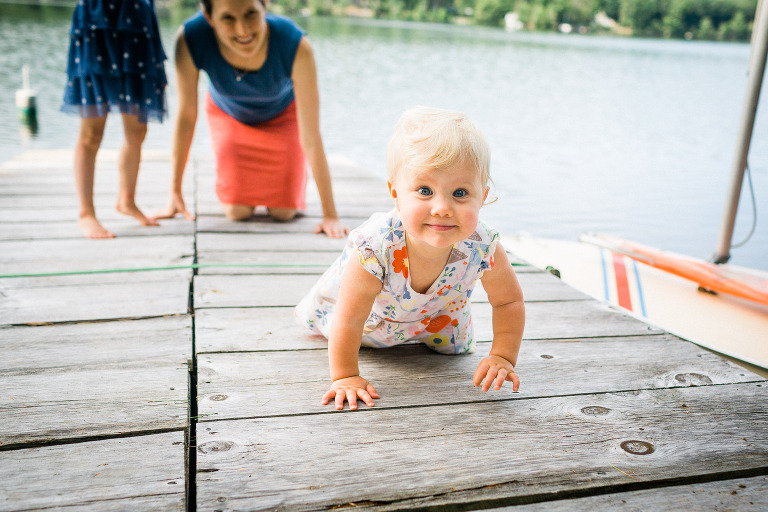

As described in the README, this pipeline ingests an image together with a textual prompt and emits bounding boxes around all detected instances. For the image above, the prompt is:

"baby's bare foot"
[116,201,160,227]
[79,215,115,239]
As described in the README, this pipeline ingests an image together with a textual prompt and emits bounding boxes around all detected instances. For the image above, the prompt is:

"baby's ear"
[483,186,489,203]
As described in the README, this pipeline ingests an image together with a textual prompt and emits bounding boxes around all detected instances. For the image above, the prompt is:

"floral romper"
[295,210,499,354]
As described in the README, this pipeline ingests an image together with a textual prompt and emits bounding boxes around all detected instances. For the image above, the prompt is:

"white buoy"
[16,65,38,135]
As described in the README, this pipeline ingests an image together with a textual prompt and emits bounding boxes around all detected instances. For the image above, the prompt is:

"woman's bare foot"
[116,201,160,226]
[79,215,115,239]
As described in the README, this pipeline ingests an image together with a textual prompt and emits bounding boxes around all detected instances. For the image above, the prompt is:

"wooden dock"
[1,150,766,511]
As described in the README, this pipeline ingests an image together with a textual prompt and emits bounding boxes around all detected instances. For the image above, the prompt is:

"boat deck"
[1,150,767,511]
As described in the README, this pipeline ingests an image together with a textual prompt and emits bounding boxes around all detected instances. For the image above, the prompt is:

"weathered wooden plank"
[194,299,661,354]
[0,316,191,446]
[0,268,193,288]
[194,274,318,308]
[1,364,189,446]
[195,234,533,270]
[194,198,394,219]
[196,172,388,201]
[196,232,347,253]
[486,475,768,511]
[0,270,191,325]
[195,383,768,512]
[0,315,191,373]
[195,213,370,234]
[0,432,185,511]
[0,235,194,277]
[0,218,194,241]
[0,183,172,201]
[196,337,762,420]
[0,148,174,168]
[471,272,590,302]
[197,251,339,275]
[194,271,589,309]
[476,300,663,339]
[0,206,152,223]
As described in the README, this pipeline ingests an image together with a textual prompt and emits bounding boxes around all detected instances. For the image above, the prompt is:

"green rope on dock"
[0,263,329,279]
[1,261,526,279]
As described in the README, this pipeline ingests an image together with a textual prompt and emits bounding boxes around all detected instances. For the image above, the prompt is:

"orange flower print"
[393,247,408,279]
[425,315,452,333]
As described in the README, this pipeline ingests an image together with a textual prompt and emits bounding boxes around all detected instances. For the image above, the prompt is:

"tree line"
[263,0,758,41]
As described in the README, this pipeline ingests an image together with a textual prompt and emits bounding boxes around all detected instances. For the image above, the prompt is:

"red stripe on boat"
[612,251,633,310]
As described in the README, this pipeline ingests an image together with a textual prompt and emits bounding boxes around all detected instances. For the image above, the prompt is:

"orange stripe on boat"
[586,234,768,306]
[612,251,633,310]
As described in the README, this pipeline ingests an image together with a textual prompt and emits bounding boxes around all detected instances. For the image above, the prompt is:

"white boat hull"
[505,234,768,370]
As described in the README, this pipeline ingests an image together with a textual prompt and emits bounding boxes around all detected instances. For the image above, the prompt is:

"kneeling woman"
[158,0,347,237]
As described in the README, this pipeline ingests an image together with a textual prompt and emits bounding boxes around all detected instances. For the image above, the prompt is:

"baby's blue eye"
[453,189,468,198]
[418,186,432,196]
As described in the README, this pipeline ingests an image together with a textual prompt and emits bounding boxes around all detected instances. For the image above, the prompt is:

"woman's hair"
[201,0,265,16]
[386,106,491,188]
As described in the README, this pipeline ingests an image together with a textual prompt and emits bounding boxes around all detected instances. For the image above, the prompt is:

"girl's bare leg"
[116,114,158,226]
[74,116,114,239]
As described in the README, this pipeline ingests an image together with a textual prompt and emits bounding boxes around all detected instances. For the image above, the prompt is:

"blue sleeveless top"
[183,11,304,125]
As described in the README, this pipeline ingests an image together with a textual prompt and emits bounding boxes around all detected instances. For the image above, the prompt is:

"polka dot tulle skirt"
[61,0,168,123]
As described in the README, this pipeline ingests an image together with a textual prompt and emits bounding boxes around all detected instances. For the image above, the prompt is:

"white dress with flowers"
[295,209,499,354]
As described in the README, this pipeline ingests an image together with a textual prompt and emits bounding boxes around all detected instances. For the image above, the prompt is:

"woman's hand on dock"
[473,355,520,392]
[322,376,379,410]
[152,192,196,221]
[314,217,349,238]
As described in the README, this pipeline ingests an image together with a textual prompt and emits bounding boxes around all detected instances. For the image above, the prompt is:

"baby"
[296,106,525,410]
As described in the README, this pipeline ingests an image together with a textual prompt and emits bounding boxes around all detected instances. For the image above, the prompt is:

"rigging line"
[731,161,758,249]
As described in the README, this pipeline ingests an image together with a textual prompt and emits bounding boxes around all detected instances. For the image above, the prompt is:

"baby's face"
[388,160,488,251]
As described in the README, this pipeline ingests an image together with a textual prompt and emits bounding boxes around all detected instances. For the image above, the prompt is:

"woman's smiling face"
[205,0,269,61]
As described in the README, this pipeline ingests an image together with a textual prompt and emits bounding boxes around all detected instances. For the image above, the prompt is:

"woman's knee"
[267,208,297,222]
[223,204,254,221]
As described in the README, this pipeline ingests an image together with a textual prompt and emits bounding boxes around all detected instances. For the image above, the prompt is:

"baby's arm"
[322,258,382,410]
[475,242,525,392]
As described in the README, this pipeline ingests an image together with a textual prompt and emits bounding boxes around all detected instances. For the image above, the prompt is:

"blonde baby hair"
[386,106,491,189]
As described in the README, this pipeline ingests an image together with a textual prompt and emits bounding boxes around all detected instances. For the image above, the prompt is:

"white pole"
[713,0,768,263]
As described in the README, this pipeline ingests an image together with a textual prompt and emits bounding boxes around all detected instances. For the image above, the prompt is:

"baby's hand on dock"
[473,355,520,392]
[322,376,379,410]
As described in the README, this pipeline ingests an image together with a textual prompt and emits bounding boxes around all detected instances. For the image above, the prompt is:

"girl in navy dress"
[62,0,167,238]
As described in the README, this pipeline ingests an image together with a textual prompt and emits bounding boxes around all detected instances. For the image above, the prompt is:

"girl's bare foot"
[116,201,160,226]
[79,215,115,239]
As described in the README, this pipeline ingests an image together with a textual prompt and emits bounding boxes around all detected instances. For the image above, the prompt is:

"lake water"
[1,6,766,270]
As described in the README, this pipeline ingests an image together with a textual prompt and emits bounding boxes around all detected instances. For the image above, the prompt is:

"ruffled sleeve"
[347,212,392,283]
[354,238,385,282]
[475,220,500,278]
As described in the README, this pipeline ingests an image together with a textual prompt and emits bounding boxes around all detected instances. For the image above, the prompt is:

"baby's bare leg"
[222,204,255,221]
[74,116,114,239]
[115,114,158,226]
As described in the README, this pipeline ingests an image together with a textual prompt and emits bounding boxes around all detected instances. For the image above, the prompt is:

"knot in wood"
[620,440,655,455]
[674,373,713,386]
[580,406,610,416]
[198,440,234,454]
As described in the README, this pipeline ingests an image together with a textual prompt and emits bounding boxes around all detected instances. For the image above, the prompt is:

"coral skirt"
[205,93,307,209]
